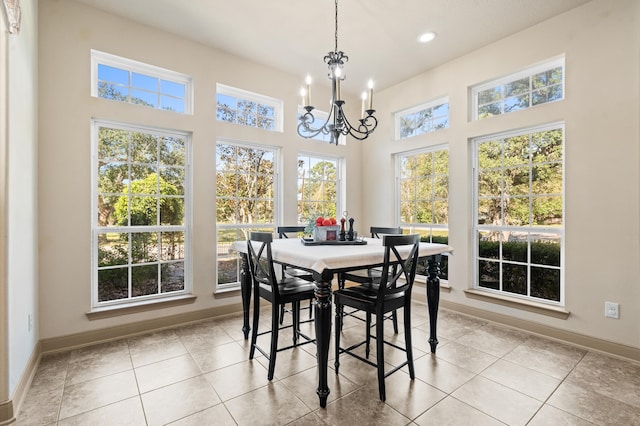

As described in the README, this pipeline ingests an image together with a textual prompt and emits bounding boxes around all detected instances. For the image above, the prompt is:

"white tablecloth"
[231,237,452,274]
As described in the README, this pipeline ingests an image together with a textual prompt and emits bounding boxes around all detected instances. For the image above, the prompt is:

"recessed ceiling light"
[417,32,437,44]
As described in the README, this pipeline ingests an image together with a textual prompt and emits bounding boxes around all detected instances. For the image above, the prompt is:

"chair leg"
[268,302,279,381]
[404,304,415,379]
[249,287,260,360]
[279,304,286,325]
[392,309,399,334]
[365,312,372,358]
[334,303,342,374]
[292,300,300,345]
[376,312,386,401]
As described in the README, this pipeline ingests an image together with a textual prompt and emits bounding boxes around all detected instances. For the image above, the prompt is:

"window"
[216,141,279,289]
[395,98,449,140]
[473,124,564,304]
[216,84,283,132]
[396,146,449,279]
[297,154,342,223]
[91,50,192,114]
[472,57,564,120]
[297,106,346,145]
[92,121,190,308]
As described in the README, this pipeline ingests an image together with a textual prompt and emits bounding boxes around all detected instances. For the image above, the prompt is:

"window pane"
[503,263,527,295]
[161,262,185,293]
[478,231,500,259]
[94,53,191,114]
[161,80,185,97]
[160,232,185,261]
[160,96,185,113]
[531,235,561,267]
[478,87,501,104]
[132,265,158,297]
[98,128,129,161]
[129,196,158,225]
[160,197,184,225]
[478,170,502,198]
[504,77,529,97]
[98,268,128,302]
[131,232,158,263]
[504,197,529,226]
[98,64,129,85]
[502,232,528,263]
[131,89,157,108]
[478,260,499,289]
[532,196,562,226]
[531,267,560,301]
[478,198,501,225]
[98,233,128,267]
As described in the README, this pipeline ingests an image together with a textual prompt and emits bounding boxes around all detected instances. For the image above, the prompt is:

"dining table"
[231,236,453,407]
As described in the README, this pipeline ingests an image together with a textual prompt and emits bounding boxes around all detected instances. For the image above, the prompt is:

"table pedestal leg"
[313,270,333,408]
[240,253,251,339]
[426,255,442,353]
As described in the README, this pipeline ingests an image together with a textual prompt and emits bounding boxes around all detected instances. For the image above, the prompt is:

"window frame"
[472,122,565,305]
[90,50,193,114]
[394,97,449,140]
[215,139,281,292]
[91,119,192,309]
[471,57,565,120]
[216,83,284,132]
[296,152,345,225]
[395,145,449,281]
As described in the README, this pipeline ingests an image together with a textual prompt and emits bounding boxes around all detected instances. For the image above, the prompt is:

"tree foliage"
[399,150,448,225]
[113,173,183,226]
[297,159,337,220]
[477,129,562,232]
[216,144,275,225]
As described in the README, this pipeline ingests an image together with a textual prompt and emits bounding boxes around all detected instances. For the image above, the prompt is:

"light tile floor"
[15,303,640,425]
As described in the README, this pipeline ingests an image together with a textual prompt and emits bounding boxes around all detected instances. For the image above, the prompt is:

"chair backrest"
[377,234,420,301]
[370,226,403,238]
[277,226,305,239]
[247,232,278,293]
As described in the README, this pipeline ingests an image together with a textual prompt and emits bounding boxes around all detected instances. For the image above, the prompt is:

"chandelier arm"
[297,108,334,139]
[334,103,378,141]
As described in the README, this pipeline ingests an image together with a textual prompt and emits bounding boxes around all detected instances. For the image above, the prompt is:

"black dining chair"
[247,232,316,380]
[338,226,403,332]
[333,234,420,401]
[276,226,314,325]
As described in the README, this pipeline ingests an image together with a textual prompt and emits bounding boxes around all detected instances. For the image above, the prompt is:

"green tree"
[297,159,337,220]
[216,145,274,225]
[113,173,183,226]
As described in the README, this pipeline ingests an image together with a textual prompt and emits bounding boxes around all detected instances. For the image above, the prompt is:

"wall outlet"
[605,302,619,319]
[28,314,33,331]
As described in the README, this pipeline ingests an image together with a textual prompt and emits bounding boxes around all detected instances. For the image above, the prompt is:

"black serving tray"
[300,238,367,246]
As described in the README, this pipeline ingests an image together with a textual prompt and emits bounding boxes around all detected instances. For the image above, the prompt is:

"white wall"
[5,0,39,397]
[37,0,364,340]
[364,0,640,349]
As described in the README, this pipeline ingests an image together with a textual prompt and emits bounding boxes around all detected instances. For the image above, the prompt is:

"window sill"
[86,294,197,320]
[463,289,570,319]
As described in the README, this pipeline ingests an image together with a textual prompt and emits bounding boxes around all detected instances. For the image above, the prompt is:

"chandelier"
[297,0,378,145]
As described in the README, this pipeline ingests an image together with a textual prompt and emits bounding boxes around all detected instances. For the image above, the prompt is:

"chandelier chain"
[334,0,339,52]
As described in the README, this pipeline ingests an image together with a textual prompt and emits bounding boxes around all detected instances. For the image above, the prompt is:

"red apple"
[329,217,337,225]
[322,219,332,226]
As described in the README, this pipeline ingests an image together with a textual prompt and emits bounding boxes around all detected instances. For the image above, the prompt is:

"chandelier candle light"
[297,0,378,145]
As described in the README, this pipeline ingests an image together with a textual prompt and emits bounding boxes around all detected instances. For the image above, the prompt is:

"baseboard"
[1,340,40,425]
[433,298,640,363]
[40,302,244,354]
[0,398,14,425]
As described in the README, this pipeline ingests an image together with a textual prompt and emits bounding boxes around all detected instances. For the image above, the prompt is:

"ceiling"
[73,0,591,94]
